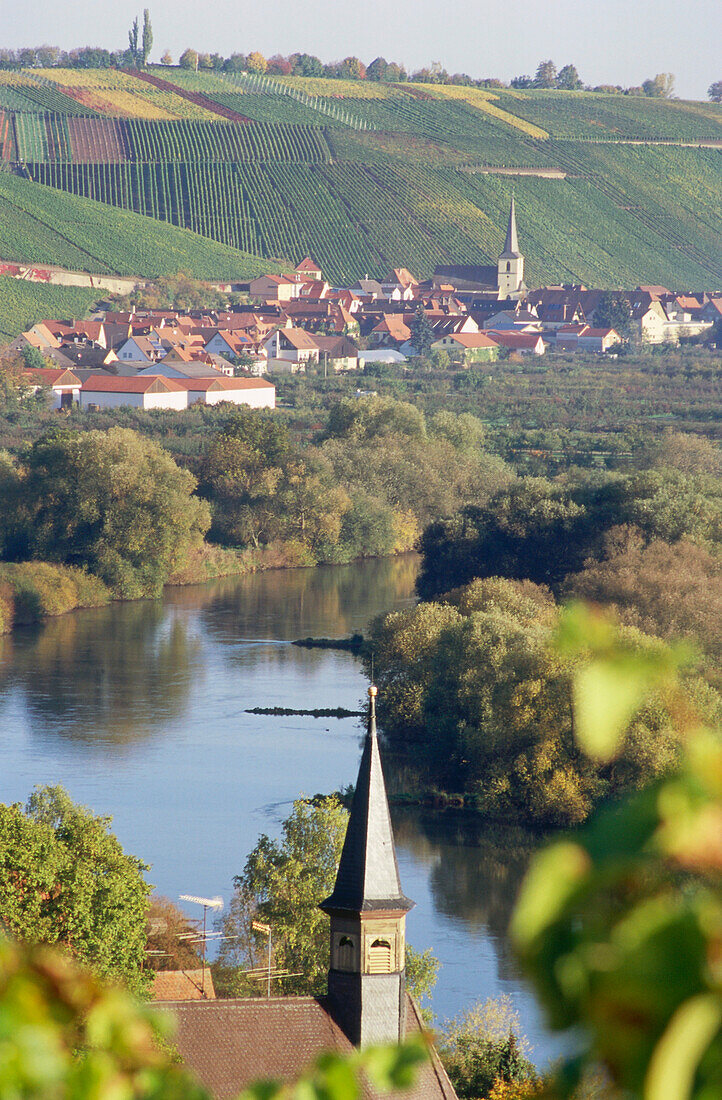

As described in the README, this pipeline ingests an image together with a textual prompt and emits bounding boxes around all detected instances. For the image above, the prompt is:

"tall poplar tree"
[142,9,153,66]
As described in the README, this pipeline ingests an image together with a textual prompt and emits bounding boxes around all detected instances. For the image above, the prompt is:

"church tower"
[320,685,414,1048]
[497,196,526,299]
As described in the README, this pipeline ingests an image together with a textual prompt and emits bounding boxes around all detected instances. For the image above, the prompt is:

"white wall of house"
[201,387,275,408]
[79,389,188,410]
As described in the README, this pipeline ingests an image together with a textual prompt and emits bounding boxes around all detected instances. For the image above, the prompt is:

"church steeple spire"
[498,196,526,299]
[500,195,521,259]
[321,686,414,1048]
[322,686,413,915]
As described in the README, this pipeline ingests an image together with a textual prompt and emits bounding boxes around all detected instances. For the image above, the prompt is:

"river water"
[0,554,565,1066]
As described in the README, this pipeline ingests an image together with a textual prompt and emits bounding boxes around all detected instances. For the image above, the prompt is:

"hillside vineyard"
[0,67,721,286]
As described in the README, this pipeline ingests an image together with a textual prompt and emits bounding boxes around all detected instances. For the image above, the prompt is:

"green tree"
[141,8,153,66]
[416,480,590,598]
[21,344,47,370]
[17,427,210,597]
[366,577,720,826]
[215,797,350,997]
[128,15,140,66]
[367,56,390,81]
[533,60,557,88]
[709,80,722,102]
[410,305,435,357]
[0,786,151,995]
[557,63,582,90]
[594,290,632,337]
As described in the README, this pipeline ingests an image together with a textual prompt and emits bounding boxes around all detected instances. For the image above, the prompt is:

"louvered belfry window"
[368,938,393,974]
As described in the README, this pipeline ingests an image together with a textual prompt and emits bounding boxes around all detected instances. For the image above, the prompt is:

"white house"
[79,375,188,410]
[263,328,320,372]
[115,334,167,363]
[22,367,82,409]
[178,377,276,408]
[555,325,621,352]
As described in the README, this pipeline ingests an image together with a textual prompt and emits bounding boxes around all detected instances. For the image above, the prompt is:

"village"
[4,201,721,413]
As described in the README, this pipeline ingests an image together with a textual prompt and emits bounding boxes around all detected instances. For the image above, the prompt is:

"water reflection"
[0,601,199,746]
[194,554,420,645]
[393,809,539,983]
[0,555,418,749]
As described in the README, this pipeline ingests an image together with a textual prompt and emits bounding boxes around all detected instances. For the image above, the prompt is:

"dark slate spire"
[500,195,522,259]
[321,686,414,914]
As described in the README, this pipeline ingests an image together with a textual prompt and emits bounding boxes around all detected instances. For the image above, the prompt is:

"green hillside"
[0,276,100,341]
[0,172,287,279]
[0,69,721,287]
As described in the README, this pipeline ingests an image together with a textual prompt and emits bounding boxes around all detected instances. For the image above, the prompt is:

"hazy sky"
[4,0,720,101]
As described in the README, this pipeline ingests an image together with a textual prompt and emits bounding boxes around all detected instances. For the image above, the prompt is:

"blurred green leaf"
[573,659,650,760]
[645,994,722,1100]
[511,842,590,949]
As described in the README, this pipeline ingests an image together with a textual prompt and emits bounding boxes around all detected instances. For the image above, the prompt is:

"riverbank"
[0,546,252,633]
[0,544,413,633]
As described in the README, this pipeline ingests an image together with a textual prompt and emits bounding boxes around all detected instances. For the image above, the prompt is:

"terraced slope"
[1,68,721,286]
[0,171,286,279]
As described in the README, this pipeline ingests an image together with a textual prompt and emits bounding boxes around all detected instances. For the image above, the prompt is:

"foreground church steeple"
[321,685,414,1048]
[497,195,526,299]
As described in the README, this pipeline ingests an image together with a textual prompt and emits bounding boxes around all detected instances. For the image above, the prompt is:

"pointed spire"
[500,195,522,259]
[321,686,413,914]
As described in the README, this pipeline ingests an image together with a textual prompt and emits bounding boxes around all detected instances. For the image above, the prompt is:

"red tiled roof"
[80,375,184,393]
[175,377,275,391]
[22,367,81,386]
[485,331,544,348]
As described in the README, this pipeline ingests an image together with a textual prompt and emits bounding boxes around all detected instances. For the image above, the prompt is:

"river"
[0,554,566,1066]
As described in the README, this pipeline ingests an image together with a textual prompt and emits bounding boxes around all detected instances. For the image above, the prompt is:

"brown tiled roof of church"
[160,994,456,1100]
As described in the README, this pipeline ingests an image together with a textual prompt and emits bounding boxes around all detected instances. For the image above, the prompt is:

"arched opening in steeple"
[337,935,355,970]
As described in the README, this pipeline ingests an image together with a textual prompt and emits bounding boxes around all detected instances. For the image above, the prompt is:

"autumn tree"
[642,72,675,97]
[179,47,198,70]
[439,997,537,1100]
[0,786,151,995]
[246,51,267,74]
[563,527,722,685]
[146,895,202,971]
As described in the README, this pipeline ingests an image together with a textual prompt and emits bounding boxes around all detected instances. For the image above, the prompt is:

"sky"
[3,0,720,101]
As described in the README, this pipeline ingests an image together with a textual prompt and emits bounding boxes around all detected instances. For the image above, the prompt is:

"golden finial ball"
[368,684,378,697]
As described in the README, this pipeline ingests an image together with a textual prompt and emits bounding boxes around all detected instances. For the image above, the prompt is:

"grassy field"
[0,68,720,286]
